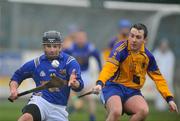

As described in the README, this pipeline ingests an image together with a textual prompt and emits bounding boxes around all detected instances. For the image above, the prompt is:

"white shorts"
[28,96,68,121]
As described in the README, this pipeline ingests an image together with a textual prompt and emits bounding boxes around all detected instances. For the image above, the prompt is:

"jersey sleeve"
[66,56,84,92]
[10,60,35,85]
[147,52,173,102]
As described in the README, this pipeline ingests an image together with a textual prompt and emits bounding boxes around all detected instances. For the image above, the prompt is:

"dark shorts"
[22,104,41,121]
[100,81,143,105]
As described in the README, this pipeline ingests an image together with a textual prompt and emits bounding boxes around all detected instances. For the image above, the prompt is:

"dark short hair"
[130,23,148,39]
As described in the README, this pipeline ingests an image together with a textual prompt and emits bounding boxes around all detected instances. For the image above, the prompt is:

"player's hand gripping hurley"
[78,84,102,98]
[8,74,67,102]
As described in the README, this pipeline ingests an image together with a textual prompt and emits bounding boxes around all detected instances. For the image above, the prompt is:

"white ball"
[51,60,59,68]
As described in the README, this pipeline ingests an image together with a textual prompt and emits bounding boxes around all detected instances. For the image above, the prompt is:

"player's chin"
[131,47,137,51]
[47,54,58,59]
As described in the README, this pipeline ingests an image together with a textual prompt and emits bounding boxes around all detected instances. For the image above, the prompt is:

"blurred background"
[0,0,180,121]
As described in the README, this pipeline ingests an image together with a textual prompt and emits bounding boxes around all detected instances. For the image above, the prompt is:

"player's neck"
[131,49,140,54]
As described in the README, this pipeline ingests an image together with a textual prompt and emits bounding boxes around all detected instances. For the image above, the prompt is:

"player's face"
[128,28,145,52]
[74,31,87,47]
[43,44,62,59]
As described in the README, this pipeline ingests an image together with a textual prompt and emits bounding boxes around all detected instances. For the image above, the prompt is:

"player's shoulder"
[23,59,35,67]
[20,56,40,69]
[145,48,155,61]
[26,54,43,64]
[29,54,45,68]
[61,52,76,65]
[113,40,127,52]
[61,52,71,59]
[36,54,47,62]
[145,48,153,57]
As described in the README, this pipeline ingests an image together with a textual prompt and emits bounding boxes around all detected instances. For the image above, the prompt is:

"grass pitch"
[0,99,179,121]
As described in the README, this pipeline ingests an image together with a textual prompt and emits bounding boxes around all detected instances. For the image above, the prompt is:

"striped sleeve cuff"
[166,96,174,103]
[96,80,104,87]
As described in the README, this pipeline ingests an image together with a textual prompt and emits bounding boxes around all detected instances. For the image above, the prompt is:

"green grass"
[0,99,179,121]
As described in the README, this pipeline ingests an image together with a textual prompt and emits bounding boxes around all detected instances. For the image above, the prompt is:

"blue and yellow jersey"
[98,40,173,100]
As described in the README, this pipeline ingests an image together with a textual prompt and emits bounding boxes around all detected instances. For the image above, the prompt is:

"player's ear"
[144,38,148,45]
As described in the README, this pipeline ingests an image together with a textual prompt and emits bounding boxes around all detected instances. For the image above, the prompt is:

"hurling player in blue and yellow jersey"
[93,23,178,121]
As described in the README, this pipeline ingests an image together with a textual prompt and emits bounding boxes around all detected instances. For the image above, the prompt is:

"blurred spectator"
[63,24,82,114]
[153,39,175,111]
[63,24,80,50]
[102,19,131,63]
[63,35,74,50]
[65,30,102,121]
[109,19,131,48]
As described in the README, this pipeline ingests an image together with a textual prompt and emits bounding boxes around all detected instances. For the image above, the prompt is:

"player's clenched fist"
[68,69,80,89]
[10,89,18,100]
[92,85,102,93]
[168,101,179,113]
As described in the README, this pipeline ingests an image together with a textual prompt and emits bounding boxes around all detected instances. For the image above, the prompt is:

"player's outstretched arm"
[147,52,178,113]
